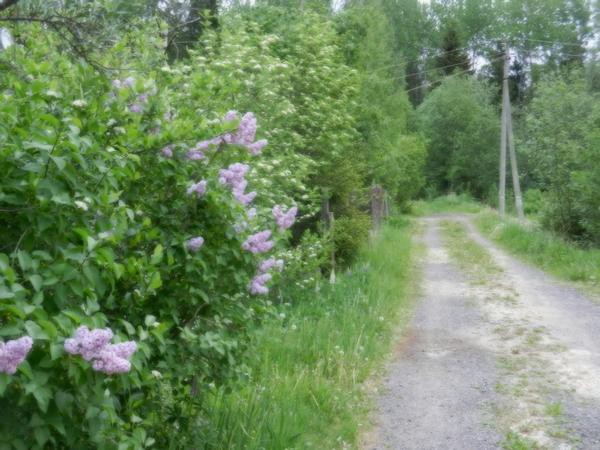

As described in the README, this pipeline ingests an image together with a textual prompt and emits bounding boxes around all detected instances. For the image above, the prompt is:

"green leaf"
[51,192,71,205]
[54,391,74,414]
[86,236,98,251]
[0,285,15,299]
[33,426,51,447]
[24,320,49,340]
[149,272,162,290]
[120,320,136,335]
[23,141,53,152]
[0,253,9,272]
[150,244,163,265]
[28,384,52,413]
[0,373,11,395]
[50,155,67,171]
[17,251,32,271]
[28,274,43,292]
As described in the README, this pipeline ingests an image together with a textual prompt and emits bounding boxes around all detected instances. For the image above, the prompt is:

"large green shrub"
[521,72,600,243]
[0,23,306,448]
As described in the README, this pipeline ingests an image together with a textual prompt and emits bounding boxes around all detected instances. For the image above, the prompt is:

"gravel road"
[365,214,600,450]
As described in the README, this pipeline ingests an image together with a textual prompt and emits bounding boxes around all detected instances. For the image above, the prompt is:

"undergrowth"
[196,220,417,449]
[475,212,600,295]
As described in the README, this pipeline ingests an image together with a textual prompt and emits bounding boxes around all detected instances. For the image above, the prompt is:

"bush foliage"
[0,5,422,448]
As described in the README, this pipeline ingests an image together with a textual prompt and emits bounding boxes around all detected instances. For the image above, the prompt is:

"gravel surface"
[366,217,501,450]
[365,215,600,450]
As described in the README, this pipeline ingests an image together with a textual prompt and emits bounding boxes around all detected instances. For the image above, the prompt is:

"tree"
[417,76,499,198]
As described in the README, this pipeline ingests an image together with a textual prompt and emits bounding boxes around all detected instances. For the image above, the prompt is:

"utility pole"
[506,99,525,220]
[498,43,508,217]
[499,43,525,220]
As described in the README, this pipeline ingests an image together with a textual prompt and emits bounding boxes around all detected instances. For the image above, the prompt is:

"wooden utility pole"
[506,100,525,220]
[499,43,525,220]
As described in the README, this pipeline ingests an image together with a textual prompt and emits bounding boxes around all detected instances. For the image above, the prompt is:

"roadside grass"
[474,211,600,295]
[410,193,482,216]
[198,220,417,449]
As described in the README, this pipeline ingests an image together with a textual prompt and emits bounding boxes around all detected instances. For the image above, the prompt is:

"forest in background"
[0,0,599,448]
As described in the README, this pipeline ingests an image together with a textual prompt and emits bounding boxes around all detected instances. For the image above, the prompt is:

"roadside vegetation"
[198,221,417,449]
[475,212,600,294]
[415,195,600,296]
[1,0,599,446]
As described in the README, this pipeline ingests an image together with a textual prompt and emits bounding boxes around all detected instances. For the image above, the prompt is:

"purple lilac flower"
[223,110,240,122]
[111,79,122,89]
[247,208,257,219]
[242,230,274,254]
[219,163,250,187]
[64,326,136,375]
[187,180,207,198]
[187,149,205,161]
[0,336,33,375]
[187,236,205,252]
[91,342,137,374]
[249,273,272,295]
[161,145,173,158]
[233,189,256,206]
[233,112,257,146]
[247,139,268,156]
[273,205,298,231]
[220,163,256,206]
[128,103,143,113]
[137,93,149,104]
[64,326,113,361]
[259,257,284,274]
[122,77,135,88]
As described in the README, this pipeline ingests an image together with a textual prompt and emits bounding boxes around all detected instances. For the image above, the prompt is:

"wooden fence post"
[371,184,384,232]
[321,196,336,284]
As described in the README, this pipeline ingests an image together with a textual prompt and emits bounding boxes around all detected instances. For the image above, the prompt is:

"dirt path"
[365,214,600,450]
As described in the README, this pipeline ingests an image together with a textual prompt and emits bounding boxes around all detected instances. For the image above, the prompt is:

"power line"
[518,37,588,47]
[365,44,475,76]
[402,55,506,93]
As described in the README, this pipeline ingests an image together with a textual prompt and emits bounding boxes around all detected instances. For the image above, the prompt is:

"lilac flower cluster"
[272,205,298,231]
[64,326,137,375]
[111,77,150,114]
[219,163,257,206]
[248,258,284,296]
[0,336,33,374]
[161,145,174,158]
[194,111,268,155]
[242,230,274,254]
[112,77,135,89]
[249,273,272,295]
[187,236,205,252]
[187,180,207,199]
[187,140,212,160]
[259,257,284,273]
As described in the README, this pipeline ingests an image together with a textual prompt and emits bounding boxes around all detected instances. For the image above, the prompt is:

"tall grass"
[475,211,600,292]
[197,220,417,449]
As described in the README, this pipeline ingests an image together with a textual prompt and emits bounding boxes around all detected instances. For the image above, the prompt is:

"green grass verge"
[410,193,482,216]
[198,220,418,449]
[474,211,600,293]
